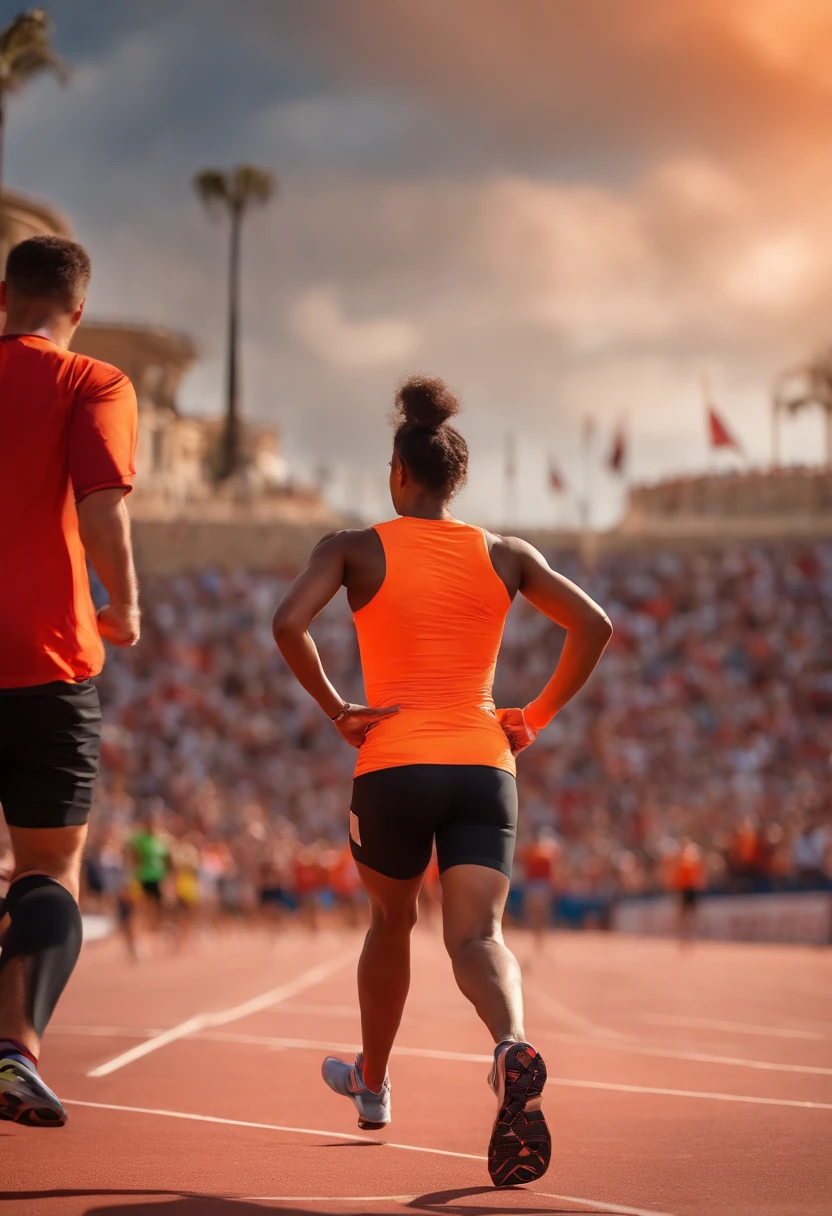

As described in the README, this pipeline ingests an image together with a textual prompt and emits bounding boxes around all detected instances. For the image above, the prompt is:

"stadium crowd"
[4,541,829,933]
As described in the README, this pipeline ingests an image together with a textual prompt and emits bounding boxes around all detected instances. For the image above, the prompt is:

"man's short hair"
[5,235,91,308]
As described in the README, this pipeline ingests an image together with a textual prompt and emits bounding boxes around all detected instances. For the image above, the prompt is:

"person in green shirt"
[130,809,170,917]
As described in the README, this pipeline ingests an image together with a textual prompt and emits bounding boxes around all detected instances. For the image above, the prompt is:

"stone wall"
[131,517,341,576]
[0,190,72,270]
[623,466,832,527]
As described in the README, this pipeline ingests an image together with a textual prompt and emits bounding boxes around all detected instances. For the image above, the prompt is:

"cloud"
[290,286,419,368]
[6,0,832,527]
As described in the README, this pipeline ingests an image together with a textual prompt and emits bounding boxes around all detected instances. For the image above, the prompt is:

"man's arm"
[77,488,140,647]
[497,538,612,752]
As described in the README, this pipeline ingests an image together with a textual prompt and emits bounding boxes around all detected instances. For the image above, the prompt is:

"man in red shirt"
[0,235,139,1126]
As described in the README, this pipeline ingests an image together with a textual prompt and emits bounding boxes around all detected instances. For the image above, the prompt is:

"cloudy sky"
[4,0,832,525]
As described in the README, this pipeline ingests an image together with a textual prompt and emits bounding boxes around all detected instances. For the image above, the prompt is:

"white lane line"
[549,1078,832,1111]
[206,1036,832,1108]
[543,1031,832,1077]
[86,956,349,1078]
[534,1193,677,1216]
[204,1028,832,1079]
[641,1014,830,1042]
[248,1199,416,1206]
[200,1030,493,1064]
[71,1020,832,1085]
[275,1003,360,1018]
[54,1025,164,1038]
[63,1099,676,1216]
[525,982,628,1041]
[64,1098,376,1141]
[248,1191,673,1215]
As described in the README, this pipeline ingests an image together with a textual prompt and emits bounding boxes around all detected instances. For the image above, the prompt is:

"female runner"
[273,376,612,1187]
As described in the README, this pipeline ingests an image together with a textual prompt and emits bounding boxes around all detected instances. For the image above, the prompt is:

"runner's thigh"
[350,764,449,880]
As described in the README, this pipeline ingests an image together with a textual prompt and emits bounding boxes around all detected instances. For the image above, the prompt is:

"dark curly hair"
[5,235,91,307]
[392,375,468,497]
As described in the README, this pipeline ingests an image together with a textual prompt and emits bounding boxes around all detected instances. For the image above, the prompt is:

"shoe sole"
[321,1057,390,1131]
[357,1116,389,1131]
[488,1042,551,1187]
[0,1092,66,1127]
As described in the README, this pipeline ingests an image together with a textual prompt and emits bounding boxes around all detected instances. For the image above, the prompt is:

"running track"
[3,927,830,1215]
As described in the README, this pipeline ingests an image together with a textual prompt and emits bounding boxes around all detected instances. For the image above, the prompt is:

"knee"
[12,860,82,903]
[370,901,419,934]
[444,926,502,963]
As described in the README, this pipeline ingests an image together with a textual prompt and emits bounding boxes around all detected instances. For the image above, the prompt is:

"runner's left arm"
[498,538,612,753]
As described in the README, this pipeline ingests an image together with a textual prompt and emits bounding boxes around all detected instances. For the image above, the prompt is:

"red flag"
[548,459,566,494]
[504,433,516,480]
[708,407,742,452]
[608,428,626,473]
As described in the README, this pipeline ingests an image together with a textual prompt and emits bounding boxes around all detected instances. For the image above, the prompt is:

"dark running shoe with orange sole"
[487,1040,551,1187]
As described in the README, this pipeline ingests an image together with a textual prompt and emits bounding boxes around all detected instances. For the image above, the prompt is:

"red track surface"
[2,927,830,1215]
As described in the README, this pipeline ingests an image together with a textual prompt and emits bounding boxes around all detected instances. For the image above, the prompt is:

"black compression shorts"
[350,764,517,881]
[0,680,102,829]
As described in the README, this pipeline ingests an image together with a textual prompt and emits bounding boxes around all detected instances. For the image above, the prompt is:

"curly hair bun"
[395,376,461,430]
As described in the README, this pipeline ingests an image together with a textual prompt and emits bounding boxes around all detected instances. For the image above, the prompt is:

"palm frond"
[0,9,68,92]
[775,347,832,415]
[193,169,232,214]
[229,165,277,212]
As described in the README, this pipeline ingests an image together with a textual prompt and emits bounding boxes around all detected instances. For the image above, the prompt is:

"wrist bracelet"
[330,703,351,724]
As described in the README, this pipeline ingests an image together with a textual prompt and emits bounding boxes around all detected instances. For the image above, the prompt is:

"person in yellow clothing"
[273,376,612,1187]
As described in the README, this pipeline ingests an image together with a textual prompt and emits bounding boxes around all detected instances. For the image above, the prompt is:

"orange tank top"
[353,516,515,778]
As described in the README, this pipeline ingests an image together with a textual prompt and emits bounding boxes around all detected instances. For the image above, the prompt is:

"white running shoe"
[321,1051,391,1130]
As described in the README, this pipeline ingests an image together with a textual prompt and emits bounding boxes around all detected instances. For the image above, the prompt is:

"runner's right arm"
[77,489,140,646]
[273,532,400,747]
[498,538,612,753]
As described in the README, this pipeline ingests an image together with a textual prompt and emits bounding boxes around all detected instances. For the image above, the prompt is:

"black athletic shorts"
[679,887,698,910]
[0,680,102,829]
[350,764,517,881]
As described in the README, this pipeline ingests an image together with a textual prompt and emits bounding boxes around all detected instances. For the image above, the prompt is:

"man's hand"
[334,703,401,749]
[497,707,539,756]
[97,604,140,647]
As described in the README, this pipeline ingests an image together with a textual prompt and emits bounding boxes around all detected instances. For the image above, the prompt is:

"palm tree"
[194,166,276,482]
[0,9,68,199]
[772,347,832,469]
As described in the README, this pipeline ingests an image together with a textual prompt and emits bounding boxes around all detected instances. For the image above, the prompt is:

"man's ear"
[71,296,86,328]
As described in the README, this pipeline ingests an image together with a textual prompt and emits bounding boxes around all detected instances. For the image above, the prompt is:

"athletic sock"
[0,1038,38,1071]
[0,874,83,1040]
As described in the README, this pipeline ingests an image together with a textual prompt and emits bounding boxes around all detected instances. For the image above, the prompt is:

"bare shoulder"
[486,532,543,558]
[486,531,548,570]
[483,531,537,599]
[311,527,379,558]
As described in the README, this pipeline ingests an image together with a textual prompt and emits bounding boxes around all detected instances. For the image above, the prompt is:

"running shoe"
[321,1051,391,1130]
[0,1055,67,1127]
[487,1040,551,1187]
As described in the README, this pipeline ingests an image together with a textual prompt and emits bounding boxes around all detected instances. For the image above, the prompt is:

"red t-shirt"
[522,843,556,882]
[0,333,137,688]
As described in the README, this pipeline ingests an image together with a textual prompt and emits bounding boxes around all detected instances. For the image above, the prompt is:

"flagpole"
[701,373,716,475]
[504,433,517,529]
[579,417,593,535]
[771,396,781,470]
